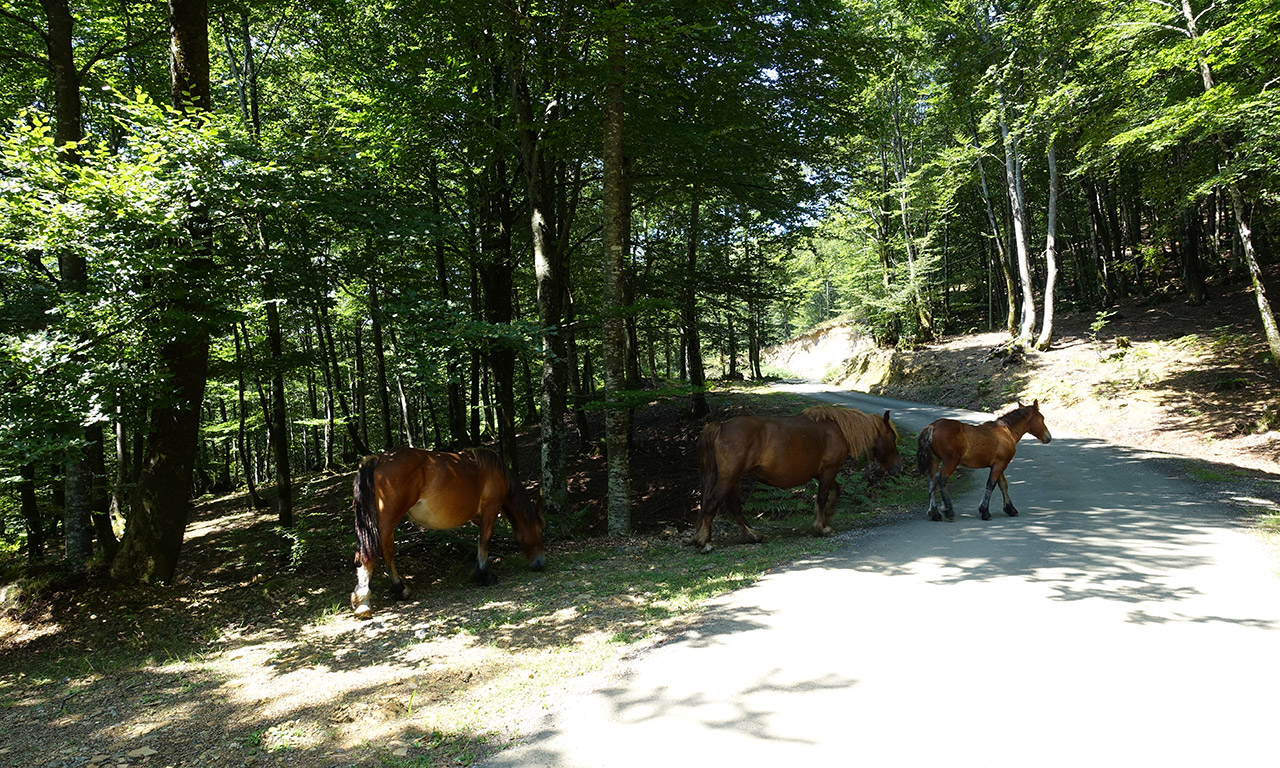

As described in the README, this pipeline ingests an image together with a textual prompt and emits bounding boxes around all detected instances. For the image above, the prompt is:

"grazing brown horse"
[694,405,903,553]
[350,447,545,618]
[916,401,1052,522]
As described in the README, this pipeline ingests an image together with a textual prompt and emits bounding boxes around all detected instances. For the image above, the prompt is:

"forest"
[1,0,1277,586]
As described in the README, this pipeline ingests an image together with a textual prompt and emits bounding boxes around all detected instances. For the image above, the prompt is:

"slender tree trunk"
[888,92,931,335]
[970,117,1017,333]
[603,3,631,535]
[317,303,369,458]
[1035,142,1060,351]
[999,96,1036,344]
[352,322,367,449]
[41,0,102,573]
[387,327,416,448]
[564,288,591,446]
[20,463,44,561]
[109,408,129,521]
[428,162,468,446]
[683,188,710,418]
[265,274,292,529]
[368,274,394,451]
[517,93,570,514]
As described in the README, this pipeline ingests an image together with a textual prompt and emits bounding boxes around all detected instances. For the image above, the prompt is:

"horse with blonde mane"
[693,404,903,553]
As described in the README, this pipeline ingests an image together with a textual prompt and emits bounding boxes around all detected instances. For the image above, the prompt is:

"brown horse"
[350,447,545,618]
[916,401,1052,522]
[694,405,903,553]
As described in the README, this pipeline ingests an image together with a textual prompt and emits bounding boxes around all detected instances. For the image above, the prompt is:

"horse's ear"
[882,410,891,424]
[1032,399,1039,408]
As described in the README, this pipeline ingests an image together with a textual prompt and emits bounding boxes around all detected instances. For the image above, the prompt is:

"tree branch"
[1112,20,1191,37]
[0,44,48,67]
[0,5,48,43]
[78,25,165,78]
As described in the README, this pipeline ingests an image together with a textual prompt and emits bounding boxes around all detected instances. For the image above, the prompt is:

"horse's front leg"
[997,474,1018,516]
[978,466,1006,521]
[473,511,499,586]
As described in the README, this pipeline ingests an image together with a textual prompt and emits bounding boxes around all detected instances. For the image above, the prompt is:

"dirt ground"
[3,273,1279,768]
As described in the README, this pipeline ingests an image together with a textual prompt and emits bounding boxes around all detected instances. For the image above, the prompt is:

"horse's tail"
[352,455,381,566]
[698,422,722,511]
[915,425,935,476]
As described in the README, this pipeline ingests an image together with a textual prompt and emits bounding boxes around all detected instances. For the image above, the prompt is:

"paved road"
[484,387,1280,767]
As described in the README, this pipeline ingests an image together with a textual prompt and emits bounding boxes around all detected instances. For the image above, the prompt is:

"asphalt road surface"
[483,386,1280,768]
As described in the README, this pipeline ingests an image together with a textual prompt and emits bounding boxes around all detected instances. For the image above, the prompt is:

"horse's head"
[1021,400,1053,444]
[874,410,904,477]
[513,490,547,572]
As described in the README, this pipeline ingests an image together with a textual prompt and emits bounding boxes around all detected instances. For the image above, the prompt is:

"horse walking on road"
[695,405,903,553]
[350,447,545,618]
[916,401,1052,522]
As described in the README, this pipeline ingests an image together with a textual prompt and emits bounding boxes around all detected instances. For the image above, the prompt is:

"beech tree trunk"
[683,188,710,418]
[1035,142,1060,351]
[603,2,631,535]
[266,273,292,529]
[999,96,1036,345]
[111,0,213,585]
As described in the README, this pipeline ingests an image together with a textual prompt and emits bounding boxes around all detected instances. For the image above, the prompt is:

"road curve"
[483,386,1280,767]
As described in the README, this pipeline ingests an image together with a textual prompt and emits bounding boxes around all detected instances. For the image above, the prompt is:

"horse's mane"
[469,448,540,526]
[801,405,895,457]
[995,403,1036,427]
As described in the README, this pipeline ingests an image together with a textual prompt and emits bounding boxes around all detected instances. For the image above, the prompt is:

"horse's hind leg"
[928,471,954,522]
[937,471,956,522]
[693,488,723,553]
[380,527,412,600]
[977,465,1008,519]
[728,485,764,545]
[352,557,375,618]
[812,475,840,536]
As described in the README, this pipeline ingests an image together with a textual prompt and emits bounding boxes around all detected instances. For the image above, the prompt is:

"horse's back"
[712,414,840,487]
[928,418,1015,468]
[373,448,504,529]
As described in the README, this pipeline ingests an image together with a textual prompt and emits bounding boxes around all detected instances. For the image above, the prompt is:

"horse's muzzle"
[530,553,546,571]
[1040,430,1053,444]
[888,460,904,477]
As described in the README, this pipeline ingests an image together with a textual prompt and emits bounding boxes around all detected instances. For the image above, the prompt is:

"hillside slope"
[765,280,1280,476]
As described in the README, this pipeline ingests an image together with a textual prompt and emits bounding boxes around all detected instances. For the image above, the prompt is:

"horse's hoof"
[1006,509,1019,517]
[473,568,498,586]
[979,511,992,521]
[390,582,411,600]
[699,543,715,554]
[929,511,941,521]
[943,514,955,523]
[353,603,373,620]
